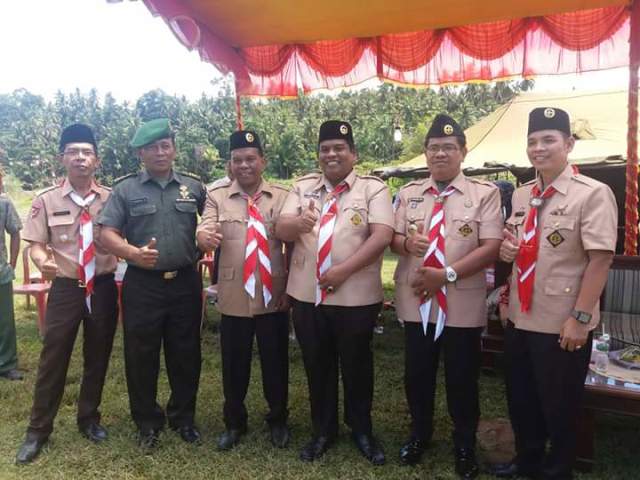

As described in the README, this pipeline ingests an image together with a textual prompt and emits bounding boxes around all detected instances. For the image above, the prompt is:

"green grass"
[1,185,638,479]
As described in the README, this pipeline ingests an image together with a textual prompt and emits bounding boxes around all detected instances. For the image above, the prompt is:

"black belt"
[54,273,115,289]
[127,264,194,280]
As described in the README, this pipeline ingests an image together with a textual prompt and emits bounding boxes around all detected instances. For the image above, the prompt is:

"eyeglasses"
[63,148,96,157]
[425,144,460,155]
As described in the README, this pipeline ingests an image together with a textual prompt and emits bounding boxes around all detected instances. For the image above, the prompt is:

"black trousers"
[220,312,289,429]
[122,266,202,431]
[27,275,118,440]
[404,322,483,450]
[292,300,380,438]
[504,322,593,480]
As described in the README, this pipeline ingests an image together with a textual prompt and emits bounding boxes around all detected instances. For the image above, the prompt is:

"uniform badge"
[351,212,363,226]
[546,230,565,247]
[530,197,543,207]
[408,197,424,209]
[179,185,190,199]
[339,124,349,135]
[30,204,41,218]
[458,223,473,237]
[544,108,556,118]
[245,132,254,143]
[464,199,473,208]
[443,124,454,135]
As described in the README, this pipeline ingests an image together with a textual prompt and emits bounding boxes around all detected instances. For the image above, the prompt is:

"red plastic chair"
[14,245,50,335]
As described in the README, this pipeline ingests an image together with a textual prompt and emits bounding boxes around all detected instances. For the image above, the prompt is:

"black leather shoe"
[172,425,201,444]
[217,427,246,451]
[0,369,24,381]
[138,428,161,450]
[299,435,333,462]
[80,423,108,443]
[269,423,290,448]
[455,448,479,479]
[16,436,47,465]
[399,437,427,465]
[352,432,386,466]
[486,461,539,479]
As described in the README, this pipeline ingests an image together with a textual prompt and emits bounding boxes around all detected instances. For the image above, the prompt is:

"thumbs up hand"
[299,199,319,234]
[499,227,520,263]
[197,222,223,252]
[405,221,430,257]
[134,237,160,268]
[40,245,59,281]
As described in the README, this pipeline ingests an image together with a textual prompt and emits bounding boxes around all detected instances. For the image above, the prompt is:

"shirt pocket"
[218,214,246,240]
[48,214,75,244]
[541,216,576,251]
[505,215,525,240]
[450,215,480,243]
[175,201,198,214]
[342,198,368,229]
[221,266,235,281]
[129,204,157,217]
[543,276,579,296]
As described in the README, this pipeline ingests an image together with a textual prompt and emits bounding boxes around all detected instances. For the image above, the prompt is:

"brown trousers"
[27,275,118,440]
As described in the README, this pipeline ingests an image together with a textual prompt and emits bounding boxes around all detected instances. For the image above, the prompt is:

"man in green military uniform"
[0,168,23,381]
[98,118,206,449]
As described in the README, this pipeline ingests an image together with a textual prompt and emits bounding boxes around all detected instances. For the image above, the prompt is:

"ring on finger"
[326,286,334,293]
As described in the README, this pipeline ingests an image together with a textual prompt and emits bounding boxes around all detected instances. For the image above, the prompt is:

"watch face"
[446,269,457,282]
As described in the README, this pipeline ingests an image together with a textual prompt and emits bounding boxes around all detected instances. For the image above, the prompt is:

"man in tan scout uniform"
[276,120,393,466]
[391,114,502,479]
[16,124,118,464]
[197,130,291,450]
[489,108,617,480]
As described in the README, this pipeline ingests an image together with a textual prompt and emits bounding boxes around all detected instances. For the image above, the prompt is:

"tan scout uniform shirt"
[280,170,394,306]
[393,173,503,327]
[506,164,617,334]
[22,179,117,278]
[197,179,289,317]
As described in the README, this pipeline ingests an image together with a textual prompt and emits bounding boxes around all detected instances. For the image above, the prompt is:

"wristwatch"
[445,266,458,283]
[571,309,592,325]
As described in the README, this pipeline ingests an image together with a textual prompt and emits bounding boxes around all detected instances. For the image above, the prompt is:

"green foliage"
[0,80,533,189]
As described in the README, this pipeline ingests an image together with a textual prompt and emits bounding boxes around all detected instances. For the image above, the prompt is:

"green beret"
[130,118,173,148]
[426,114,465,141]
[528,107,571,136]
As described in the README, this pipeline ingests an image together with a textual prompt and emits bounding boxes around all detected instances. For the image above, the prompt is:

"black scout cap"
[59,123,97,153]
[425,114,465,142]
[229,130,262,152]
[528,107,571,136]
[318,120,354,147]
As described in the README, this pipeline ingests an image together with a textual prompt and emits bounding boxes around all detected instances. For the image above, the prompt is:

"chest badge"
[351,212,363,226]
[546,230,565,247]
[464,199,473,208]
[179,185,190,199]
[458,223,473,237]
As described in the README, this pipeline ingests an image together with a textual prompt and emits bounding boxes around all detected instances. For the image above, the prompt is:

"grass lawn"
[0,185,638,479]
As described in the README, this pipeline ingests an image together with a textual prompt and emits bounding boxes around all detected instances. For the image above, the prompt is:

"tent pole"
[234,77,244,130]
[625,0,640,255]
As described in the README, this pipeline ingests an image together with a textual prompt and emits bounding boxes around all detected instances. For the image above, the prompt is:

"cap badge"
[339,124,349,135]
[443,124,454,135]
[245,132,254,143]
[544,108,556,119]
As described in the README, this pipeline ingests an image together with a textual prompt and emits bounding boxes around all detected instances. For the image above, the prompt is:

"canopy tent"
[396,90,634,170]
[133,0,640,254]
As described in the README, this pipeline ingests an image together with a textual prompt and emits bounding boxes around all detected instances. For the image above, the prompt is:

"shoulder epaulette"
[522,178,537,186]
[296,172,322,182]
[36,184,60,197]
[572,173,601,188]
[176,171,202,182]
[208,183,231,194]
[402,178,427,189]
[359,174,386,184]
[97,183,112,192]
[113,172,137,185]
[270,183,290,192]
[468,177,496,187]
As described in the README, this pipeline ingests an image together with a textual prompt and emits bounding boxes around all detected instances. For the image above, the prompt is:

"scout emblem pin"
[443,124,454,135]
[547,230,565,247]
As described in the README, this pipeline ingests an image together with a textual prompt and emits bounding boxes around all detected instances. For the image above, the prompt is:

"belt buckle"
[163,270,178,280]
[78,280,86,288]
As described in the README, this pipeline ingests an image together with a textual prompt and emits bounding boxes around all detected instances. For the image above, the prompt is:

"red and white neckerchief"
[69,191,97,312]
[242,191,273,307]
[515,183,556,312]
[419,185,456,339]
[315,182,350,305]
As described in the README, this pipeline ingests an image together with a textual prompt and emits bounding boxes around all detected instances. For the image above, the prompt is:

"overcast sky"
[0,0,631,102]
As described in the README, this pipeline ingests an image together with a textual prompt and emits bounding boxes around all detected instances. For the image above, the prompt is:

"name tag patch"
[408,197,424,209]
[52,210,71,216]
[129,198,148,206]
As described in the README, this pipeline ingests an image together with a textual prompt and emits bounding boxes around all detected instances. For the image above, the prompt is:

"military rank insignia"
[458,223,473,237]
[179,185,190,199]
[546,230,565,247]
[351,212,363,226]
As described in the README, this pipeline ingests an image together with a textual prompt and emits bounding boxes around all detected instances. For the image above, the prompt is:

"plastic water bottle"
[595,334,610,374]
